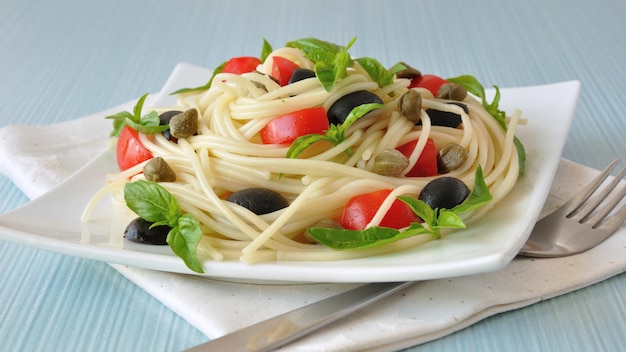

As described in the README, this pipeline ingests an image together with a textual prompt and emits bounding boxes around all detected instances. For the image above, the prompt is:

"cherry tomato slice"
[408,74,448,96]
[396,138,438,177]
[260,107,329,145]
[222,56,262,75]
[116,126,153,171]
[341,189,417,230]
[271,56,300,86]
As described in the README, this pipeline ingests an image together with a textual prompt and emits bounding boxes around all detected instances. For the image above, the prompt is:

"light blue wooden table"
[1,0,624,350]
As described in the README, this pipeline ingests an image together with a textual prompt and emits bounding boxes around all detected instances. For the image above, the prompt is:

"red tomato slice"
[341,189,417,230]
[260,107,329,144]
[222,56,262,75]
[396,138,438,177]
[271,56,300,86]
[116,126,153,171]
[408,74,448,96]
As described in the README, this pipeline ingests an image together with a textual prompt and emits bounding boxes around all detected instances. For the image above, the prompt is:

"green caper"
[373,149,410,177]
[169,109,198,138]
[394,62,421,79]
[436,83,468,101]
[437,143,468,173]
[398,89,422,123]
[143,157,176,182]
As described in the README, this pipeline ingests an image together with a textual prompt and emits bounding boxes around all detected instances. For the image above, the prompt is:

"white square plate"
[0,63,580,283]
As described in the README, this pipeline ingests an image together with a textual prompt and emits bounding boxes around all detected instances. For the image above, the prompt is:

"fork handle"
[185,281,415,352]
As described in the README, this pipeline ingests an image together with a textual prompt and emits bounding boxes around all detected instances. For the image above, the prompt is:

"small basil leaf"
[124,180,181,224]
[315,61,338,92]
[260,38,273,63]
[397,196,435,224]
[133,93,149,123]
[447,75,485,99]
[167,214,204,273]
[105,111,134,137]
[139,110,161,127]
[355,57,404,88]
[451,165,493,214]
[286,134,329,159]
[130,123,170,135]
[338,103,384,135]
[435,211,466,229]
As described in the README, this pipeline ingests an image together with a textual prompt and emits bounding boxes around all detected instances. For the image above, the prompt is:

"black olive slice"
[124,218,171,245]
[226,188,289,215]
[327,90,383,125]
[418,177,470,210]
[423,102,468,128]
[288,68,316,84]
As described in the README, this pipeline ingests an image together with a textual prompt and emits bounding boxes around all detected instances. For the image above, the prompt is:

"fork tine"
[601,199,626,230]
[591,170,626,228]
[579,163,626,224]
[567,157,621,218]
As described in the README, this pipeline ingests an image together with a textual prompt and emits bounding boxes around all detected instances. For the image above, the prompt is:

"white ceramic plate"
[0,63,581,283]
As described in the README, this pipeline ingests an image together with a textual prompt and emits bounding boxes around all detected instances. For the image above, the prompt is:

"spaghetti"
[83,38,524,270]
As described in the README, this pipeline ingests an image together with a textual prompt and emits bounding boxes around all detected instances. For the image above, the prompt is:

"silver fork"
[519,157,626,257]
[187,158,626,352]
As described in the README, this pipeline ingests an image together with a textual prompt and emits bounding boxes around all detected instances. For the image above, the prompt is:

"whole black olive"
[288,68,316,84]
[418,177,470,210]
[226,188,289,215]
[124,217,171,245]
[159,110,182,140]
[327,90,383,125]
[423,102,468,128]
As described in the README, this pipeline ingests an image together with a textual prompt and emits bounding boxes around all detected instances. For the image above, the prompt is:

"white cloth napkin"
[1,66,624,351]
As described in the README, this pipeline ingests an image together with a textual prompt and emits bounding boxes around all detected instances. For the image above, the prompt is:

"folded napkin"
[1,66,624,351]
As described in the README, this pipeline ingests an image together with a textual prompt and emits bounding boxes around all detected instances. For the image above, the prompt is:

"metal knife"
[185,281,416,352]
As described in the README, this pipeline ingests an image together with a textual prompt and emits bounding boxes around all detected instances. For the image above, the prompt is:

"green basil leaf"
[315,61,338,92]
[514,137,526,176]
[167,214,204,273]
[435,210,466,229]
[139,110,160,126]
[287,38,356,92]
[260,38,273,63]
[132,93,149,123]
[396,222,433,237]
[447,75,486,100]
[355,57,401,88]
[334,49,353,76]
[124,180,181,224]
[105,111,134,137]
[338,103,384,136]
[286,38,342,56]
[106,95,165,136]
[286,134,329,159]
[388,62,408,75]
[344,37,357,51]
[397,196,435,224]
[128,122,170,135]
[307,226,400,250]
[451,165,493,214]
[306,51,336,65]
